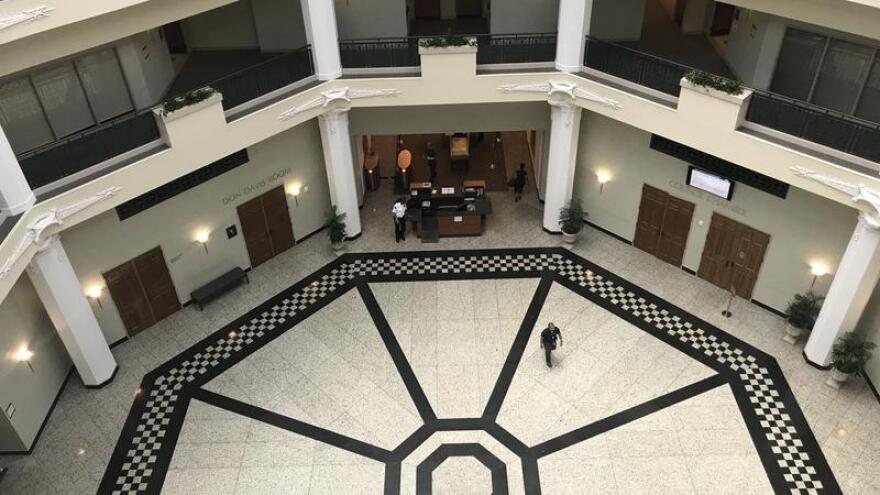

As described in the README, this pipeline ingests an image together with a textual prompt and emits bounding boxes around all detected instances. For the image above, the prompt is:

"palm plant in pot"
[559,198,585,245]
[326,206,347,256]
[782,291,823,344]
[827,332,876,389]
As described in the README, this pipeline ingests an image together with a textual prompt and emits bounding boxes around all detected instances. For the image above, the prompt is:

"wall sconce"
[85,285,104,310]
[596,170,611,194]
[14,347,34,372]
[285,182,303,207]
[194,228,211,254]
[809,262,830,289]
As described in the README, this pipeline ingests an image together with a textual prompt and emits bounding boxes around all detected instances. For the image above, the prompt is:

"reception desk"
[405,181,492,239]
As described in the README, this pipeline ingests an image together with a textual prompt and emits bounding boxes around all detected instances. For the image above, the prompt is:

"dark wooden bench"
[190,267,249,310]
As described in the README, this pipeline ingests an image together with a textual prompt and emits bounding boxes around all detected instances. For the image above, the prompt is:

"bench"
[190,267,249,311]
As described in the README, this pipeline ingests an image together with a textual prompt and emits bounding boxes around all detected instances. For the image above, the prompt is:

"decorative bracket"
[792,166,880,228]
[0,187,121,280]
[0,7,54,32]
[497,81,621,110]
[280,87,401,121]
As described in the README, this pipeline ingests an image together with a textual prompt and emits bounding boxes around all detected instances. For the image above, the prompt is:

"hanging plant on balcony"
[684,70,744,96]
[160,87,218,116]
[418,35,476,48]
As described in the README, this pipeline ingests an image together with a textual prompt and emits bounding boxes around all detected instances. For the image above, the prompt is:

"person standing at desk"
[540,322,563,368]
[512,162,527,202]
[425,142,437,182]
[392,198,407,243]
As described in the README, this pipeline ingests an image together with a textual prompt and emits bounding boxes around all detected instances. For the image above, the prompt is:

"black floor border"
[530,374,727,458]
[192,388,391,462]
[415,443,509,495]
[358,283,436,422]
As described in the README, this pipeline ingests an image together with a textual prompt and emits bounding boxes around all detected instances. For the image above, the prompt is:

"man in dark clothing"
[425,142,437,182]
[540,322,563,368]
[513,162,527,202]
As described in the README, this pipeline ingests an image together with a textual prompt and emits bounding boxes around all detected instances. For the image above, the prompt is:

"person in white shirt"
[392,198,407,242]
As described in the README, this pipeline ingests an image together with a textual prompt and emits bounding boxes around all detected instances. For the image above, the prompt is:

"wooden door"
[238,195,274,268]
[415,0,441,18]
[698,213,738,291]
[633,184,669,256]
[456,0,483,17]
[710,3,736,36]
[261,186,295,256]
[729,226,770,298]
[104,262,154,336]
[655,196,695,266]
[133,247,180,322]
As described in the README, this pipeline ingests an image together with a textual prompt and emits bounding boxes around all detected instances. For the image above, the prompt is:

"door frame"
[697,212,770,300]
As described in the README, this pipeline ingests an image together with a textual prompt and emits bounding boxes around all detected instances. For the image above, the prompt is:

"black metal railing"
[17,110,161,189]
[475,33,557,65]
[206,46,315,110]
[339,37,420,69]
[746,91,880,163]
[583,36,690,97]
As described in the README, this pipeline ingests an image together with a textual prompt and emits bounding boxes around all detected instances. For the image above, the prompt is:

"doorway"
[237,186,295,268]
[633,184,695,267]
[104,247,181,336]
[414,0,442,18]
[697,213,770,299]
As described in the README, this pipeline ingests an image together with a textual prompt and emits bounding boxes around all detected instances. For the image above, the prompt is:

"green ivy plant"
[831,332,876,375]
[784,291,823,331]
[418,35,476,48]
[326,206,347,244]
[684,69,744,96]
[161,87,217,116]
[559,198,585,235]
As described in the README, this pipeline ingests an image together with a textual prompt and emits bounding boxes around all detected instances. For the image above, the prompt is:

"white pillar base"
[26,236,117,387]
[318,109,362,238]
[803,213,880,366]
[543,102,583,233]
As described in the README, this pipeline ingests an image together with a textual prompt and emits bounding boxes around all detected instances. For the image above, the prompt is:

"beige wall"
[0,275,70,452]
[182,0,259,50]
[856,285,880,386]
[573,111,857,312]
[349,102,552,136]
[61,120,330,344]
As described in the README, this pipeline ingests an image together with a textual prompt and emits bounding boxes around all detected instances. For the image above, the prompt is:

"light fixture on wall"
[809,262,830,289]
[85,284,104,310]
[285,182,303,207]
[14,347,34,372]
[596,170,612,195]
[194,228,211,254]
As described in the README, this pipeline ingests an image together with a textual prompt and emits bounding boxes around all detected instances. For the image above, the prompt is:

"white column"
[804,212,880,366]
[299,0,342,80]
[543,101,582,233]
[0,125,36,216]
[318,109,362,238]
[555,0,595,73]
[26,236,117,387]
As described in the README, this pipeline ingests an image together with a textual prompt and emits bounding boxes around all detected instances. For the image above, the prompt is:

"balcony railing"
[583,36,690,97]
[17,110,161,190]
[475,33,557,65]
[339,38,420,69]
[745,91,880,163]
[206,46,314,110]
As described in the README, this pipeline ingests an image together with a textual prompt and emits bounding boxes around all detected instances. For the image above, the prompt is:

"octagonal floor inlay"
[100,248,841,494]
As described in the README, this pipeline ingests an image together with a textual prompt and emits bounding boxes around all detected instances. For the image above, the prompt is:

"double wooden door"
[698,213,770,299]
[237,186,295,268]
[104,247,180,336]
[633,184,695,267]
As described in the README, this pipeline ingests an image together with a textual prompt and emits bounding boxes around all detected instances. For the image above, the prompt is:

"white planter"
[825,368,850,389]
[561,231,578,245]
[783,324,805,344]
[158,91,223,123]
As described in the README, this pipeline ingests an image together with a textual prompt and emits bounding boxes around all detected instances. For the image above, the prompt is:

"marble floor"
[2,178,879,495]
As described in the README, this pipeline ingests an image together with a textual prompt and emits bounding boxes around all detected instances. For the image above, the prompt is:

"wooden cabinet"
[104,247,180,336]
[237,186,295,268]
[698,213,770,299]
[633,184,695,267]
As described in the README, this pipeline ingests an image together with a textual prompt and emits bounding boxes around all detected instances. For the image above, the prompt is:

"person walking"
[425,141,438,182]
[512,162,527,202]
[540,322,563,368]
[392,197,407,243]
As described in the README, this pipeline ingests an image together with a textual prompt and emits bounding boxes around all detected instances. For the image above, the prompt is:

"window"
[771,27,880,123]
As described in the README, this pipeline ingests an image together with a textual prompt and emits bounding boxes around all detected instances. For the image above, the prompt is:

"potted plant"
[558,198,585,245]
[782,292,823,344]
[683,70,744,96]
[326,206,347,256]
[827,332,876,389]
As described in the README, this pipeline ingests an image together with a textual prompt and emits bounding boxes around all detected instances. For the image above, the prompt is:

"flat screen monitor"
[687,167,734,200]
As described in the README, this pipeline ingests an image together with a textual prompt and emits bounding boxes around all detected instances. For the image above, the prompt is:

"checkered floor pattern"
[102,249,835,494]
